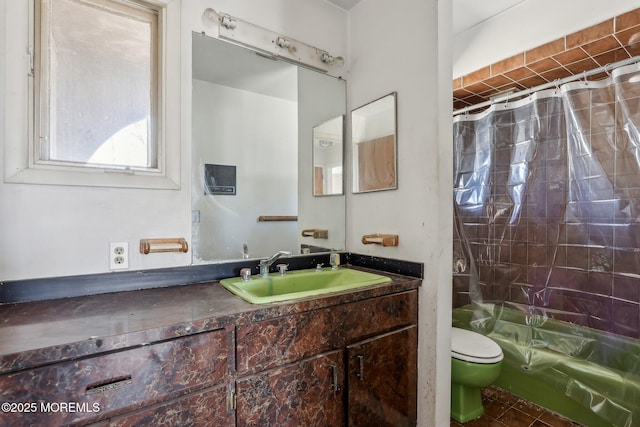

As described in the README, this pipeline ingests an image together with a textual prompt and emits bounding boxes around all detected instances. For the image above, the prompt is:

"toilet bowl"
[451,327,503,423]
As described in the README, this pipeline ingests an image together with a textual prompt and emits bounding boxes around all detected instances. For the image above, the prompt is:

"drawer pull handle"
[330,365,341,392]
[357,355,364,381]
[85,375,133,395]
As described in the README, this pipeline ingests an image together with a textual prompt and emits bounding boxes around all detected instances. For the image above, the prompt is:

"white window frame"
[4,0,180,189]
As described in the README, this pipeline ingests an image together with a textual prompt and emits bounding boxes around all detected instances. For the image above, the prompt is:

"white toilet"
[451,327,504,423]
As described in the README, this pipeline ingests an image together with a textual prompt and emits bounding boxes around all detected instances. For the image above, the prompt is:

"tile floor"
[450,386,584,427]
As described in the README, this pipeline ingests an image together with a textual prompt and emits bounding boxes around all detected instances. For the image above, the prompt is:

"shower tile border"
[454,8,640,111]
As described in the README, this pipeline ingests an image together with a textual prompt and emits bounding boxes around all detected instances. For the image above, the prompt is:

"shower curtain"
[452,62,640,424]
[453,61,640,335]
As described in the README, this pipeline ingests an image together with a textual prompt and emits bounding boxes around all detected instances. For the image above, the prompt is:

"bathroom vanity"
[0,266,419,426]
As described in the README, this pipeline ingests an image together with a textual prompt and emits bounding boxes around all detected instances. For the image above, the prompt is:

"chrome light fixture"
[201,8,344,73]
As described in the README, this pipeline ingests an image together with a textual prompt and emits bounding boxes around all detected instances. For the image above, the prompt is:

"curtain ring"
[604,63,612,77]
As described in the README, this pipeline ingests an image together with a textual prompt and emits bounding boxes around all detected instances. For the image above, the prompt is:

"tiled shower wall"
[453,73,640,339]
[453,8,640,110]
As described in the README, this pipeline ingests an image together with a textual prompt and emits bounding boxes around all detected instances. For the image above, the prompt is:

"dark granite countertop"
[0,266,420,375]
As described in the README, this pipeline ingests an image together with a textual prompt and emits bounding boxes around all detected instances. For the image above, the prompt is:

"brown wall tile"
[519,75,549,88]
[453,88,474,99]
[463,81,493,95]
[527,57,561,72]
[504,66,536,81]
[539,67,573,82]
[616,8,640,31]
[526,38,565,63]
[593,48,631,67]
[553,47,589,65]
[453,7,640,112]
[463,66,491,86]
[566,20,614,49]
[492,53,525,75]
[581,36,623,56]
[483,74,514,89]
[615,25,640,46]
[563,57,600,74]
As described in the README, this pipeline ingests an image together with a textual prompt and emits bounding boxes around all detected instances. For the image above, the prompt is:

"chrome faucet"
[259,251,291,278]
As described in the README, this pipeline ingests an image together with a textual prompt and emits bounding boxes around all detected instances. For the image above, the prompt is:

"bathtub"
[453,304,640,427]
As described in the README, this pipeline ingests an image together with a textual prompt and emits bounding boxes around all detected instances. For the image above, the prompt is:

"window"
[3,0,179,189]
[35,0,159,171]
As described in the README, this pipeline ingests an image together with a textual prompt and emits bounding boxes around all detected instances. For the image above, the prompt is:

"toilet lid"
[451,327,503,364]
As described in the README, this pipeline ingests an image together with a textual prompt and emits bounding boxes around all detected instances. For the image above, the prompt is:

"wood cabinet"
[0,329,231,426]
[107,384,231,426]
[0,284,418,427]
[235,290,418,426]
[236,351,345,427]
[347,326,417,427]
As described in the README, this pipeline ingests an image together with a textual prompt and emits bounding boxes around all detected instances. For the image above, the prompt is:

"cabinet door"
[236,350,344,427]
[347,326,417,427]
[107,384,232,426]
[0,329,228,426]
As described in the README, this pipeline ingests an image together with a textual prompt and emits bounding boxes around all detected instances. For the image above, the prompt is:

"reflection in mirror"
[352,92,397,193]
[313,115,343,196]
[191,33,346,263]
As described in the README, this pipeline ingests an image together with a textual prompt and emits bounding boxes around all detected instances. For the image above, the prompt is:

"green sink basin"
[220,267,392,304]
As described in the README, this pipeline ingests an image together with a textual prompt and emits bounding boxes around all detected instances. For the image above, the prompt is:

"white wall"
[346,0,453,425]
[0,0,187,281]
[454,0,640,78]
[0,0,347,281]
[191,80,298,261]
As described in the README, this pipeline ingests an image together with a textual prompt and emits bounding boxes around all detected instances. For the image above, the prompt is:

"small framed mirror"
[351,92,397,193]
[312,115,344,196]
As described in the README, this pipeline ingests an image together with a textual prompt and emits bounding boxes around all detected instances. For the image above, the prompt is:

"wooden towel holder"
[140,238,189,254]
[361,234,399,247]
[301,229,328,239]
[257,215,298,222]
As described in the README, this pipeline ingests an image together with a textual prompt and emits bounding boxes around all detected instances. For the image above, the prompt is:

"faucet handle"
[240,268,252,281]
[330,252,340,270]
[315,263,324,272]
[276,263,289,275]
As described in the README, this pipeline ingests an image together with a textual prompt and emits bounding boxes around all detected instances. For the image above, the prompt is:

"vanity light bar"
[203,8,343,73]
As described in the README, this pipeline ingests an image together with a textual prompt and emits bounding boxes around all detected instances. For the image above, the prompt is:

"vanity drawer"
[236,290,417,374]
[0,329,228,427]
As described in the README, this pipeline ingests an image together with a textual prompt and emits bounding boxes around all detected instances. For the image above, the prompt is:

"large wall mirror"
[352,92,397,193]
[191,33,346,263]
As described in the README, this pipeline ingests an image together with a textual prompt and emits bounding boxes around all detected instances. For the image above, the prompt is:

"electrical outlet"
[109,242,129,270]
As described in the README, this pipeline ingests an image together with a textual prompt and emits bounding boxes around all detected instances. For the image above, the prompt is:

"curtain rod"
[453,55,640,117]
